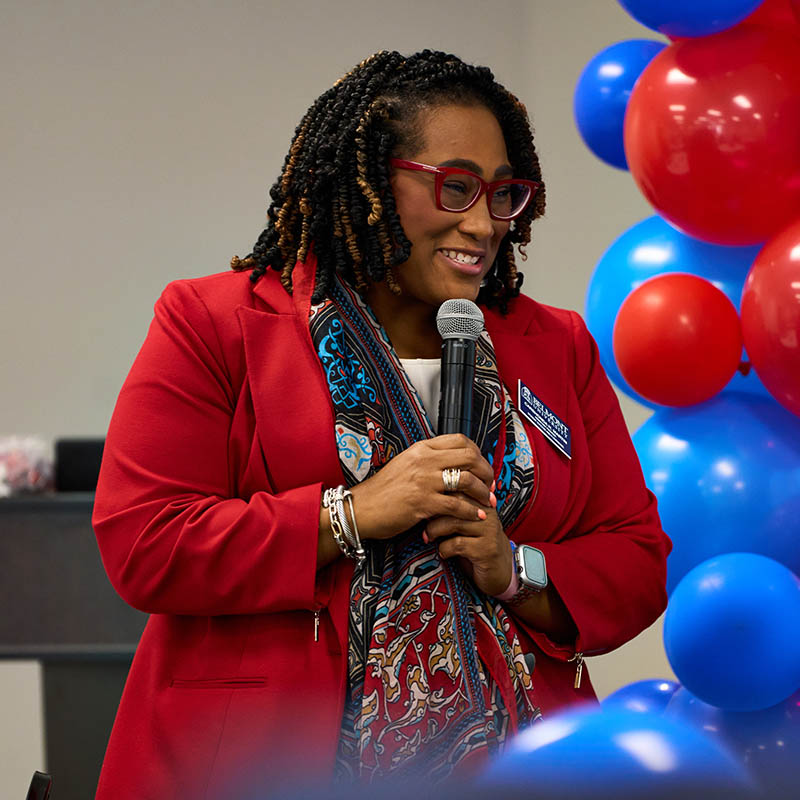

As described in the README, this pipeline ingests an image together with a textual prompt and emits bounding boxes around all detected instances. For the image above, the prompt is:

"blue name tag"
[518,380,572,460]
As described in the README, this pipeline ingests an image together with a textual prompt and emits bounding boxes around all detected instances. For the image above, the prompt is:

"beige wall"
[524,0,674,716]
[1,1,673,795]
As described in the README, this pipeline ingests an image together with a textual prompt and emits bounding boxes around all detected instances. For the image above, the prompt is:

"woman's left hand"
[424,495,514,597]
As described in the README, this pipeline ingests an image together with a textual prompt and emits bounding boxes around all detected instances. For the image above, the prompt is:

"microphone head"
[436,298,485,341]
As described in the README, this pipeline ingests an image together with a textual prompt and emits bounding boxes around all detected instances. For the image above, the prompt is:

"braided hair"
[231,50,546,313]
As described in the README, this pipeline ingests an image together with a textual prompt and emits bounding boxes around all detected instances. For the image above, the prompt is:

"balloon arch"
[519,2,800,796]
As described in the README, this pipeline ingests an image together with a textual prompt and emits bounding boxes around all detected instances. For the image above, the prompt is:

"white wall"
[1,1,673,796]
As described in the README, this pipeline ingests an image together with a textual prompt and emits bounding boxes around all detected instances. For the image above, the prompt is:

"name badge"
[518,380,572,460]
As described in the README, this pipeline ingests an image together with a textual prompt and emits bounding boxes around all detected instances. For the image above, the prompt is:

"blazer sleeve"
[522,311,671,659]
[93,280,328,617]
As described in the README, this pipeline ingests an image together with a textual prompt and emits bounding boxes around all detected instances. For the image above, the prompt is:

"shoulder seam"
[185,282,234,393]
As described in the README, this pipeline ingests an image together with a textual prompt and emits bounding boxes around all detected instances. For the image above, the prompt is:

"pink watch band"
[495,568,520,601]
[495,541,520,601]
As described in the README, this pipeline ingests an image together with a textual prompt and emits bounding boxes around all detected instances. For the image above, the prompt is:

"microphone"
[436,299,485,436]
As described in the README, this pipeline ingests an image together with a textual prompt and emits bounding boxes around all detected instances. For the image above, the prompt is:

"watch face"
[519,545,548,589]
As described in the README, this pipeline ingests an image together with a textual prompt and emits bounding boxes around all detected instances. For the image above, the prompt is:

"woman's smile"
[437,247,486,275]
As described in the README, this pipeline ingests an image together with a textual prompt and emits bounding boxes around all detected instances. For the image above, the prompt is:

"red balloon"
[613,273,743,407]
[624,26,800,246]
[665,0,800,42]
[666,0,800,40]
[741,218,800,416]
[742,0,800,27]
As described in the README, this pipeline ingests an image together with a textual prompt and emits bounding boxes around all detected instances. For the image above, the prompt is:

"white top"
[399,358,441,431]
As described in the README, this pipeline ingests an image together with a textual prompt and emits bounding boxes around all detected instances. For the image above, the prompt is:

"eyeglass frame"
[389,158,539,221]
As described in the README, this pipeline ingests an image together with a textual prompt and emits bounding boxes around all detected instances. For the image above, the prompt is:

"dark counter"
[0,493,147,799]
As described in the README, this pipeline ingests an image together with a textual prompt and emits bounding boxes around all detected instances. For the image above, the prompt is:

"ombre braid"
[231,49,545,313]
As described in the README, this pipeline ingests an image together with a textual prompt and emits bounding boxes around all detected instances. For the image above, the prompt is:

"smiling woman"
[370,105,518,357]
[92,49,670,798]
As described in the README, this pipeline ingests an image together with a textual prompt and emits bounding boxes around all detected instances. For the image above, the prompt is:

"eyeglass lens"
[440,174,531,218]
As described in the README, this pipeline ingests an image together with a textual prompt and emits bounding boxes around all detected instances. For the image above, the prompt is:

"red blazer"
[93,257,669,799]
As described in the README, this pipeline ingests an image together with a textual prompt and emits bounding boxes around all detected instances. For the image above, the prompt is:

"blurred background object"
[54,439,104,493]
[0,437,53,497]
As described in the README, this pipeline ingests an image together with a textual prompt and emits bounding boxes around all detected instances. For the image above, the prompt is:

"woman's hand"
[425,501,579,644]
[424,500,514,598]
[348,434,494,542]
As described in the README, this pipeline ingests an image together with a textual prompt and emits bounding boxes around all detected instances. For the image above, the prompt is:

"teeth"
[442,249,480,265]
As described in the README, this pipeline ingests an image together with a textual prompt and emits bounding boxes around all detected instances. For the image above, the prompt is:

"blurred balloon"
[613,274,742,406]
[482,707,753,797]
[618,0,765,37]
[586,216,763,405]
[664,553,800,711]
[574,39,666,169]
[603,679,680,714]
[624,26,800,245]
[741,0,800,28]
[665,685,725,730]
[740,218,800,417]
[633,393,800,593]
[666,686,800,796]
[666,0,800,41]
[725,357,771,399]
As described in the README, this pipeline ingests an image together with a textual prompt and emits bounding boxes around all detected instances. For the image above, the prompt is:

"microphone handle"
[438,338,476,436]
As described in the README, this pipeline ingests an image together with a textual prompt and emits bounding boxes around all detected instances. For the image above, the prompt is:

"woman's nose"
[457,197,496,239]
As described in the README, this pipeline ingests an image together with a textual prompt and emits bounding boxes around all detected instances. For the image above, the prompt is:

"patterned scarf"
[309,278,541,784]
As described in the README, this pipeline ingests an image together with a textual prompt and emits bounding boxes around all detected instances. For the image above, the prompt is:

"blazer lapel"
[240,260,351,652]
[488,326,569,425]
[238,257,344,493]
[488,315,572,538]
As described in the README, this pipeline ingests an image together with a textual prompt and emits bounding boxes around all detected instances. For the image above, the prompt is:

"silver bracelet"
[322,486,367,564]
[323,487,353,559]
[323,485,365,563]
[335,485,365,564]
[335,491,356,548]
[343,489,367,564]
[343,489,365,564]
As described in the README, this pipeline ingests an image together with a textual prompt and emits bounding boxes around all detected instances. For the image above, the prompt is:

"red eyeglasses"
[390,158,538,221]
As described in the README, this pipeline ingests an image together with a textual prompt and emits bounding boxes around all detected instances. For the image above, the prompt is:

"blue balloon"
[574,39,666,169]
[482,707,753,797]
[666,686,800,796]
[664,553,800,711]
[617,0,764,37]
[726,353,772,401]
[633,394,800,593]
[603,679,680,714]
[585,215,763,407]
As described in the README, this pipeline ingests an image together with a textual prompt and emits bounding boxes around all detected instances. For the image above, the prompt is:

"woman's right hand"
[347,434,494,541]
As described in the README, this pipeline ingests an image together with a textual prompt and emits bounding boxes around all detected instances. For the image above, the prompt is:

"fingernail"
[491,480,496,492]
[490,492,497,509]
[422,530,429,544]
[477,509,487,520]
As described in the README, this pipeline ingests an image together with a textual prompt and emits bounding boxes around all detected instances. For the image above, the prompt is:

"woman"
[93,49,670,799]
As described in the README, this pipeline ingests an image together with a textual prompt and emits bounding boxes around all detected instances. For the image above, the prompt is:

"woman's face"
[386,103,512,311]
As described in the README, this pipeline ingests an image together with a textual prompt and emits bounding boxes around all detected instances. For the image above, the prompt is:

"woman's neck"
[366,285,442,359]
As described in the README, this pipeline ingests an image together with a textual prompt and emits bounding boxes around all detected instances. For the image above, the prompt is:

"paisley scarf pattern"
[309,278,541,784]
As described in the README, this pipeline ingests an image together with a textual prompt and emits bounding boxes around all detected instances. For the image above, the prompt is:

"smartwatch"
[507,543,548,607]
